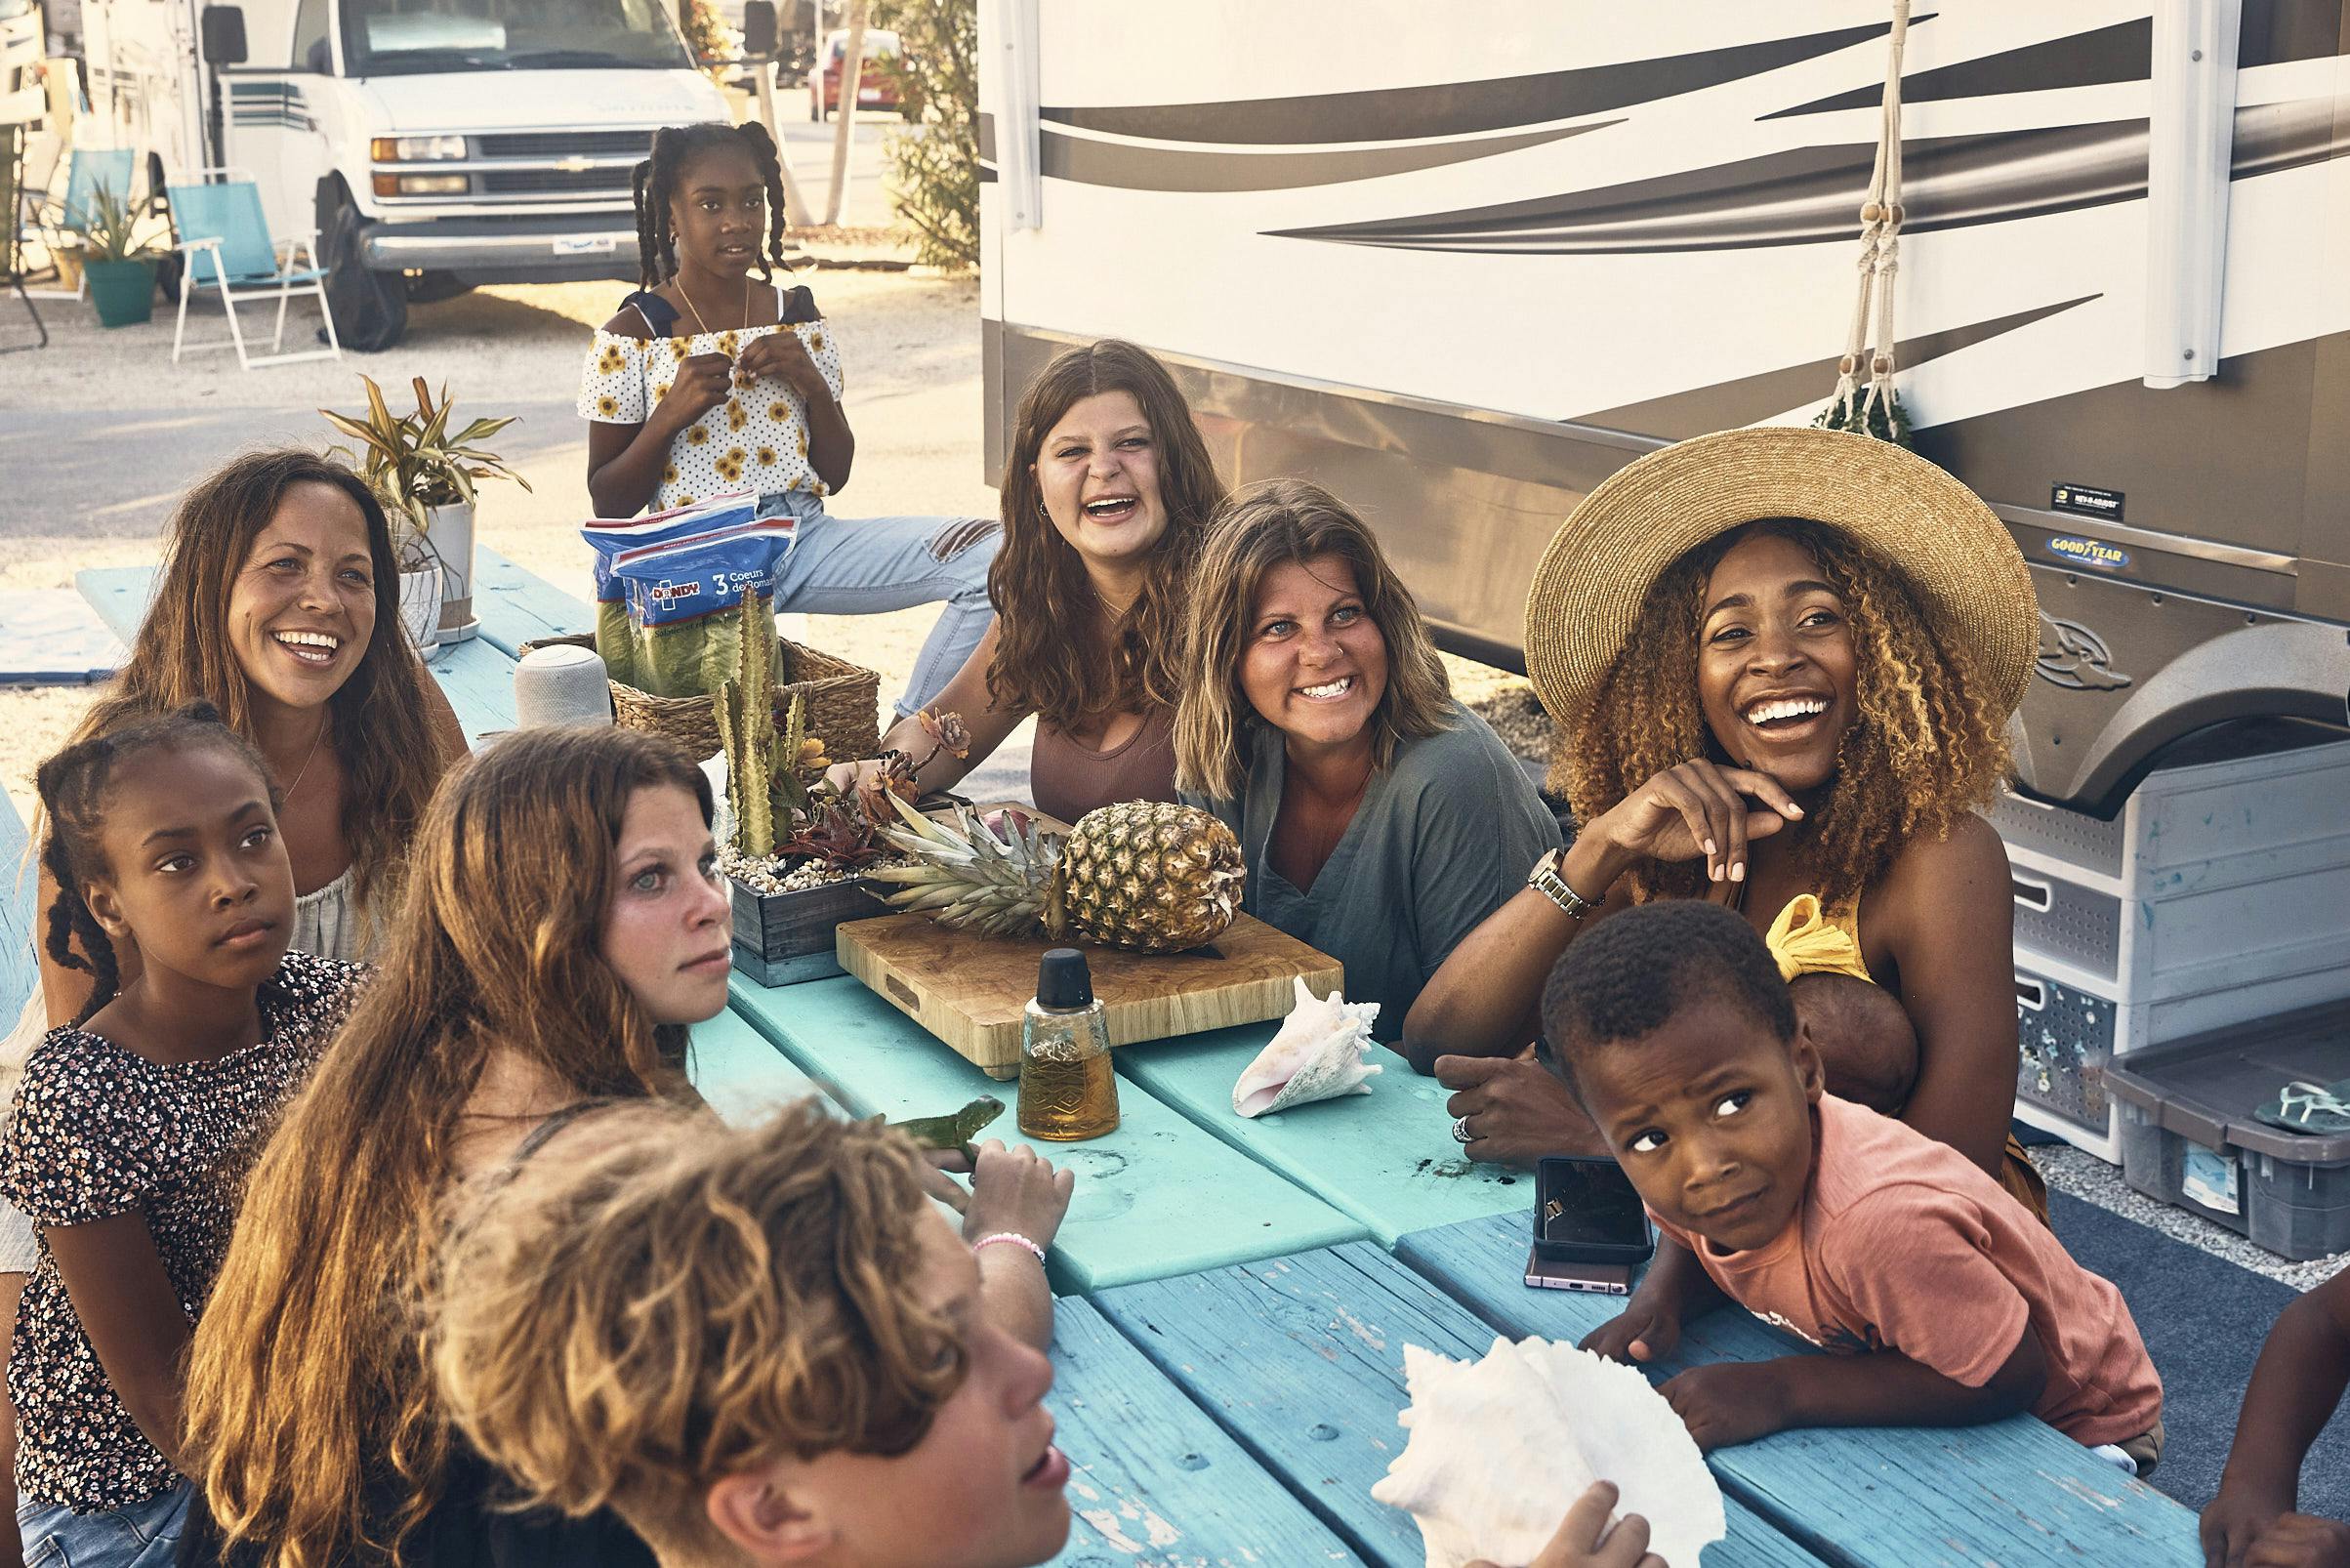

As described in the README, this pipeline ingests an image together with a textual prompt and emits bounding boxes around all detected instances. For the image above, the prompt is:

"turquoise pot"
[85,258,158,328]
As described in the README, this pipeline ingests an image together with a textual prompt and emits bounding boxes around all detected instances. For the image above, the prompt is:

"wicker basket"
[520,633,882,763]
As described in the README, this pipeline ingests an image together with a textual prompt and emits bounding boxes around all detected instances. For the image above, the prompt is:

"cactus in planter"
[714,595,781,857]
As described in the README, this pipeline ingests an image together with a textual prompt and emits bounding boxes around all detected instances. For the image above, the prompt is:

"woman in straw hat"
[1403,427,2047,1219]
[1175,479,1561,1041]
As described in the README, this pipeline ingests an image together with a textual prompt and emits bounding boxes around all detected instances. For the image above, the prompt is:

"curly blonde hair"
[431,1100,962,1564]
[1561,520,2010,908]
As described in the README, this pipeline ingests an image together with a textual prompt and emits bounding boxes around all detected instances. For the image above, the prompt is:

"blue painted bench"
[1394,1210,2202,1568]
[1093,1241,1828,1568]
[3,790,36,1024]
[1045,1296,1359,1565]
[726,975,1367,1292]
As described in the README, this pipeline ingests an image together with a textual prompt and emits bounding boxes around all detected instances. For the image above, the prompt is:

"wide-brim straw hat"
[1524,427,2038,731]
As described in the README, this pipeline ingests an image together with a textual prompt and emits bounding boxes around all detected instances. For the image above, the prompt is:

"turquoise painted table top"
[1094,1241,1829,1568]
[1118,1024,1526,1245]
[472,546,596,658]
[726,974,1367,1292]
[1395,1211,2202,1568]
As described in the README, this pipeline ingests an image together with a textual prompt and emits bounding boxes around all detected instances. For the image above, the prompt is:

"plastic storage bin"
[2011,959,2350,1161]
[2104,999,2350,1262]
[1995,722,2350,1159]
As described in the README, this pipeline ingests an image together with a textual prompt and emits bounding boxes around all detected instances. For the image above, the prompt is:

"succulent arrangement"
[714,594,971,887]
[871,796,1247,954]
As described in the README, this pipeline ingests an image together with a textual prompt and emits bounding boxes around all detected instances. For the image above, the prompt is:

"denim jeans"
[19,1482,190,1568]
[762,489,999,720]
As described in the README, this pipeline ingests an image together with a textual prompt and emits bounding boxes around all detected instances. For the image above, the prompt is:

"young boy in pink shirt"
[1550,901,2164,1470]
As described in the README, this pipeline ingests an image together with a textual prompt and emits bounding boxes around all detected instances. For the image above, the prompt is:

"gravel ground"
[2039,1145,2348,1288]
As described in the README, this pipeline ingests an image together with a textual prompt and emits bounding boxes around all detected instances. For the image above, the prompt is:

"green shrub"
[873,0,977,269]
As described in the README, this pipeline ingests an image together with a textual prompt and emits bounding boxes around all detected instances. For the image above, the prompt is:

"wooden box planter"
[729,872,889,987]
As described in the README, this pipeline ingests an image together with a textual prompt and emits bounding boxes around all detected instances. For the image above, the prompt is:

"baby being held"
[1545,901,2163,1467]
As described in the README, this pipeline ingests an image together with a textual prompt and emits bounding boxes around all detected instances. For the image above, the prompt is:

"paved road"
[0,401,589,544]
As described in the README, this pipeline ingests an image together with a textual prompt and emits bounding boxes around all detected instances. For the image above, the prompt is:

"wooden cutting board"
[836,913,1343,1079]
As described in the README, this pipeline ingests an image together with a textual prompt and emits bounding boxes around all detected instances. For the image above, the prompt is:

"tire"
[316,184,408,352]
[808,87,822,120]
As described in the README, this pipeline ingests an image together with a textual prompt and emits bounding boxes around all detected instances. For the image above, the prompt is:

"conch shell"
[1370,1337,1725,1568]
[1231,976,1381,1118]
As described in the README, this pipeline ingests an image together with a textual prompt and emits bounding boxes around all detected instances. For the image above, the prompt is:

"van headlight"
[369,135,468,161]
[373,173,470,196]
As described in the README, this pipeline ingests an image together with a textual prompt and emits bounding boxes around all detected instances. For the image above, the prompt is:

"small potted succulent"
[712,595,969,984]
[74,188,165,329]
[321,375,531,647]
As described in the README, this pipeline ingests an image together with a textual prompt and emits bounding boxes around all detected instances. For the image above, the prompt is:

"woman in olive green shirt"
[1175,480,1559,1041]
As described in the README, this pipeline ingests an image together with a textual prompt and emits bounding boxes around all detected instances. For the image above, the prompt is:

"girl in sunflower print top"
[0,707,364,1568]
[578,121,1001,720]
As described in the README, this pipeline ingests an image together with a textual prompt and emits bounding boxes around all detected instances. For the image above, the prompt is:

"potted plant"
[321,375,531,647]
[74,188,163,329]
[711,596,966,984]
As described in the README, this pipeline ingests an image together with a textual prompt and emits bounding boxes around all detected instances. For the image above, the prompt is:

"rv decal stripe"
[1764,18,2151,119]
[1576,295,2101,437]
[1270,99,2346,255]
[1038,20,1911,146]
[1037,120,1617,193]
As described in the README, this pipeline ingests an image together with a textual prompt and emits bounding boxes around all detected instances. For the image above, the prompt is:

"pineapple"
[870,796,1246,954]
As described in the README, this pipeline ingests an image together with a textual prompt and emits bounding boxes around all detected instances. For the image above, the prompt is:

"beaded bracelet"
[971,1231,1048,1264]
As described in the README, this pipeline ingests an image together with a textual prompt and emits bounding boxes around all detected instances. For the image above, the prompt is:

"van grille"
[474,130,654,161]
[479,168,636,195]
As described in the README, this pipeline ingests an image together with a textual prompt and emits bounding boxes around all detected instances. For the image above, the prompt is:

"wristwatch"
[1527,848,1600,921]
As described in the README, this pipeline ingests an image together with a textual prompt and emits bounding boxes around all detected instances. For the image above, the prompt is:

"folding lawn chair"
[166,167,340,368]
[25,145,134,301]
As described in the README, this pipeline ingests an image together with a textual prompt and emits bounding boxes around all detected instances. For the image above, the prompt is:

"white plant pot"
[423,500,478,644]
[398,564,443,655]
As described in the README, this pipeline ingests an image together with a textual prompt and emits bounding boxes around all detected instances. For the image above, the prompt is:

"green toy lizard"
[888,1095,1007,1165]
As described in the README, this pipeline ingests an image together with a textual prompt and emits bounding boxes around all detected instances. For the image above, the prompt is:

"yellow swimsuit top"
[1763,893,1874,983]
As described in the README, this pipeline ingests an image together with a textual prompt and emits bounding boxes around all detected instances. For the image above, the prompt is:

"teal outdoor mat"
[0,591,124,685]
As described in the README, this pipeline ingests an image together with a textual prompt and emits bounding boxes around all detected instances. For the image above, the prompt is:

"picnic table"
[70,552,2209,1568]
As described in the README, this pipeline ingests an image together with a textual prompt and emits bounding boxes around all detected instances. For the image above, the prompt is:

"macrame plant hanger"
[1818,0,1912,444]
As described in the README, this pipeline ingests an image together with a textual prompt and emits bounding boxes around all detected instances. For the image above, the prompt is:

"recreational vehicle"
[978,2,2350,817]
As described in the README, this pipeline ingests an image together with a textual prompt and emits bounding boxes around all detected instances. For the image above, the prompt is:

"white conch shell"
[1370,1337,1725,1568]
[1231,975,1381,1118]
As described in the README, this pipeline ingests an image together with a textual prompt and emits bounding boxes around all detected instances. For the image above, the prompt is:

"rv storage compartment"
[2104,1000,2350,1262]
[1998,725,2350,1160]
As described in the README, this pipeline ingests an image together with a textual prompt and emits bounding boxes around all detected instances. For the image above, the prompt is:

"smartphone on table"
[1524,1155,1654,1296]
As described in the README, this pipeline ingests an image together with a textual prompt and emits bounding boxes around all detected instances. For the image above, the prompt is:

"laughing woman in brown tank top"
[829,341,1226,823]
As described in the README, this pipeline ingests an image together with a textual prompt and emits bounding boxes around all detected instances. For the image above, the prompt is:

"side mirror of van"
[199,5,249,65]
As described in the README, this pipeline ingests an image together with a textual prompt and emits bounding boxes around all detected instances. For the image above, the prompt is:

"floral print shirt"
[0,952,367,1511]
[576,284,846,513]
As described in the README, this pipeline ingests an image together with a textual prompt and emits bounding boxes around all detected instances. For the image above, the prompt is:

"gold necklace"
[677,268,754,338]
[284,712,329,801]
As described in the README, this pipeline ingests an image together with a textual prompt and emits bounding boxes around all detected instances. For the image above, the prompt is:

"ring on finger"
[1451,1115,1473,1146]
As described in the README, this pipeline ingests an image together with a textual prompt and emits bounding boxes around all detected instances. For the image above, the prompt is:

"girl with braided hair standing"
[578,121,998,719]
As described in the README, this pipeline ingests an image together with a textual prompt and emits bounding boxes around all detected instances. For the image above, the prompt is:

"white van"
[79,0,731,346]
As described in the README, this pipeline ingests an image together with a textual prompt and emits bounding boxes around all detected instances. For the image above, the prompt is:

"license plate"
[553,235,617,256]
[860,88,882,101]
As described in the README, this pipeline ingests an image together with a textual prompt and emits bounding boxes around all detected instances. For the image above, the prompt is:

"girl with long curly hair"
[1407,428,2047,1219]
[830,339,1228,822]
[177,726,1069,1568]
[580,120,998,720]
